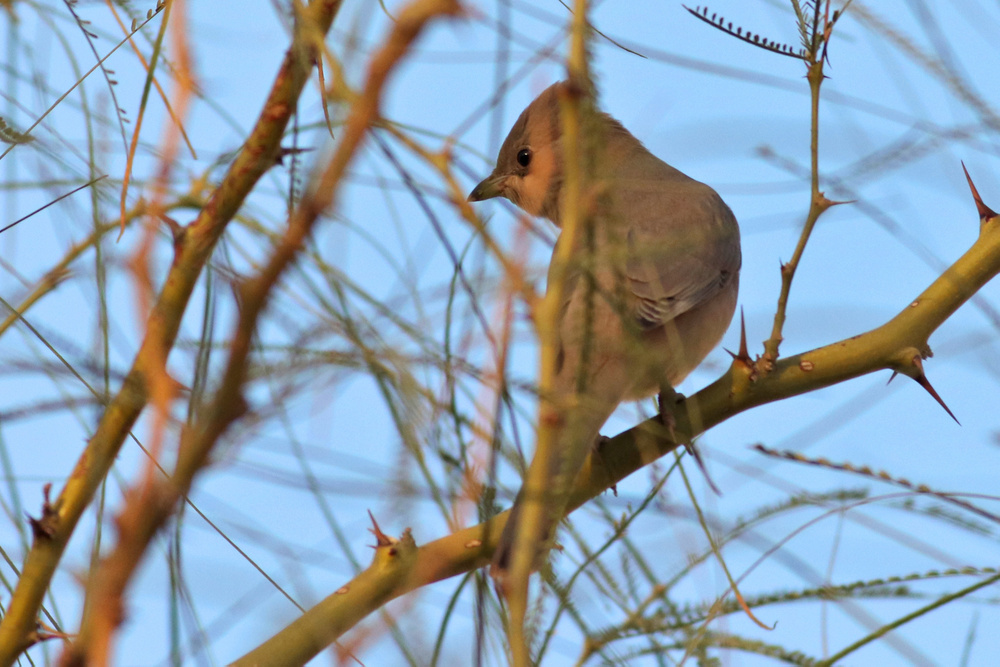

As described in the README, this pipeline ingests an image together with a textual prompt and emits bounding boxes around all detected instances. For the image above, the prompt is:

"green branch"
[233,193,1000,666]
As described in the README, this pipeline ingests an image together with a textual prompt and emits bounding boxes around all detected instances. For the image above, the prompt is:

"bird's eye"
[516,148,532,167]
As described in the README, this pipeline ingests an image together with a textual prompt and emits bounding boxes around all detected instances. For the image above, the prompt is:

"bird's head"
[468,82,567,223]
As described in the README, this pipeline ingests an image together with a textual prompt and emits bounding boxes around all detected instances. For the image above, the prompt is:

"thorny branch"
[235,169,1000,663]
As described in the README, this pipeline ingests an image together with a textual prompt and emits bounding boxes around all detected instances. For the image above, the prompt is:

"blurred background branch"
[0,0,998,665]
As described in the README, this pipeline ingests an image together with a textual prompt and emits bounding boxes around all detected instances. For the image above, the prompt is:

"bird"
[468,81,741,580]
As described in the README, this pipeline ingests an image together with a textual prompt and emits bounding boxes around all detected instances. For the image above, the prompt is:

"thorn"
[34,621,73,643]
[911,356,960,425]
[826,198,856,207]
[914,373,959,424]
[28,483,59,540]
[886,370,898,385]
[367,510,394,547]
[275,146,314,167]
[738,307,750,363]
[724,309,751,368]
[156,212,182,238]
[961,161,998,221]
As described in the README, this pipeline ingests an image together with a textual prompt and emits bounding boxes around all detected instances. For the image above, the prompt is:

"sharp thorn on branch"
[275,146,314,167]
[156,212,182,237]
[738,307,750,363]
[725,309,752,367]
[911,357,960,425]
[367,509,393,547]
[961,161,998,222]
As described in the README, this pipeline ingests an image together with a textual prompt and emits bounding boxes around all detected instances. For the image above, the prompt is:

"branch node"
[28,483,60,541]
[33,621,74,644]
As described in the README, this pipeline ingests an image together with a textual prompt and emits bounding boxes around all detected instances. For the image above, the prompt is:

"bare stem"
[760,7,838,370]
[0,2,345,663]
[58,1,462,664]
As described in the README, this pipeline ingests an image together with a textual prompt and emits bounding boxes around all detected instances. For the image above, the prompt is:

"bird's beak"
[468,174,505,202]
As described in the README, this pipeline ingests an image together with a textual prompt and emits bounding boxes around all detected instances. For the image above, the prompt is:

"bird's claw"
[658,388,721,495]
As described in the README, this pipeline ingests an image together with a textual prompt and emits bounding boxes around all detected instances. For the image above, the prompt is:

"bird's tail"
[491,373,624,579]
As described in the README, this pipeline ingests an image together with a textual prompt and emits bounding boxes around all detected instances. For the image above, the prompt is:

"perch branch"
[235,176,1000,666]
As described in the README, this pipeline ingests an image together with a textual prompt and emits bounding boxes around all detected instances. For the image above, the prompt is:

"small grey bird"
[469,82,741,577]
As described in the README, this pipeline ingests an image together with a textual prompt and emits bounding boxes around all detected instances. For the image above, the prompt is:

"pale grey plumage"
[469,82,740,576]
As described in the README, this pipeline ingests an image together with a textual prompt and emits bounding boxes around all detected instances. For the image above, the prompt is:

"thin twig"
[63,0,462,663]
[0,1,345,662]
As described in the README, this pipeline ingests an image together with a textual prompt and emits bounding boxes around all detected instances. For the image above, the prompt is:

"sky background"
[2,0,1000,665]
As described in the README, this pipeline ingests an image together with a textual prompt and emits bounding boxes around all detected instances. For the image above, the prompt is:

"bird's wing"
[624,183,741,329]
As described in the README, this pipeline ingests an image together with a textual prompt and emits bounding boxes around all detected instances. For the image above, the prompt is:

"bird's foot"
[658,387,721,495]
